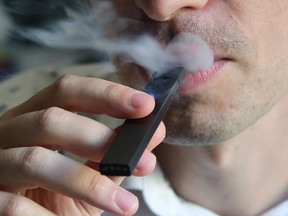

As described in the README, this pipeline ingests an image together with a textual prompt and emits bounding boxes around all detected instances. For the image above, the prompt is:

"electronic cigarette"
[100,67,185,176]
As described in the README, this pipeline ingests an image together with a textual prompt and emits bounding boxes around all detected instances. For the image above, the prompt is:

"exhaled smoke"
[14,1,213,76]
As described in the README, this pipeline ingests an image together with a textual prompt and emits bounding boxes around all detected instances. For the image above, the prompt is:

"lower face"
[112,0,288,146]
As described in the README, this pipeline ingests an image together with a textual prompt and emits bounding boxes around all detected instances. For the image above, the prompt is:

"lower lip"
[179,60,227,93]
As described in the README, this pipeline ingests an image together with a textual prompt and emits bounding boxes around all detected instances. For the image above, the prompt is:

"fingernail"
[129,92,153,109]
[115,189,138,214]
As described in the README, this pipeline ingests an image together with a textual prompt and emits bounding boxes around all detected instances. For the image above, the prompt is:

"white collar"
[122,165,218,216]
[122,164,288,216]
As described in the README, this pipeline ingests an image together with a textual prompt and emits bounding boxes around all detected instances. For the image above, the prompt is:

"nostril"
[135,0,209,22]
[147,11,172,22]
[135,1,171,21]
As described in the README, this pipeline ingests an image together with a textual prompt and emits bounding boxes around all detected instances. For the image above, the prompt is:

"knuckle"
[33,107,65,131]
[87,173,107,194]
[103,83,124,99]
[19,147,45,175]
[53,74,78,93]
[103,83,132,107]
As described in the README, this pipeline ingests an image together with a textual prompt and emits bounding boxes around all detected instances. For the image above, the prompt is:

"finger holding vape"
[0,75,165,215]
[0,147,139,215]
[1,74,155,121]
[0,75,164,174]
[0,109,165,170]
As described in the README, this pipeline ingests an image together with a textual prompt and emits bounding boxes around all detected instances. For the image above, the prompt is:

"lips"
[135,57,229,94]
[179,58,228,94]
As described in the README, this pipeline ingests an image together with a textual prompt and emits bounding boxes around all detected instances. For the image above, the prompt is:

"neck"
[155,95,288,216]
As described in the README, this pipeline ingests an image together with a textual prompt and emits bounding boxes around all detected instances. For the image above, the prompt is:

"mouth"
[179,57,230,94]
[128,52,231,94]
[133,56,230,90]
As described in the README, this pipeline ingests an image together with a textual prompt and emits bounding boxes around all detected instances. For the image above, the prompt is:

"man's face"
[99,0,288,146]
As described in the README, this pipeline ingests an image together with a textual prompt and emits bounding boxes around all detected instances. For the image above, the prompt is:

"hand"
[0,75,166,216]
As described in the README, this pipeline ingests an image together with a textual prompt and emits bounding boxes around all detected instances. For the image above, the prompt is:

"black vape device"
[100,67,185,176]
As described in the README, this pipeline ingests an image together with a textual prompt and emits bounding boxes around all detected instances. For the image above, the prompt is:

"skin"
[110,0,288,215]
[1,0,288,215]
[0,75,166,215]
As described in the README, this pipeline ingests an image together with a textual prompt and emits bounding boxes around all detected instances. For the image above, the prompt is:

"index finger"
[1,75,154,120]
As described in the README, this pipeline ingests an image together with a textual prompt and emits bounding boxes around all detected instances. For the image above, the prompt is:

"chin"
[162,132,223,147]
[162,105,251,147]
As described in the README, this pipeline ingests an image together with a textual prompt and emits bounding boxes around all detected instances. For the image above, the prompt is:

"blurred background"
[0,0,109,81]
[0,0,120,124]
[0,0,121,160]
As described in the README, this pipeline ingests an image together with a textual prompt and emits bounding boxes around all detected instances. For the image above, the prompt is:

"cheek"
[244,4,288,72]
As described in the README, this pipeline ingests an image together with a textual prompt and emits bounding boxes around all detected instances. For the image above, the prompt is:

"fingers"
[0,191,56,216]
[0,108,166,164]
[133,150,157,176]
[0,147,139,215]
[146,121,166,151]
[0,74,165,215]
[132,121,166,176]
[0,108,114,160]
[1,75,155,121]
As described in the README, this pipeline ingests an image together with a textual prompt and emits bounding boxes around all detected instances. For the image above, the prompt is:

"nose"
[135,0,209,21]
